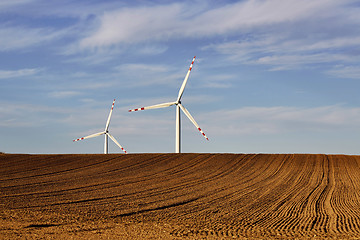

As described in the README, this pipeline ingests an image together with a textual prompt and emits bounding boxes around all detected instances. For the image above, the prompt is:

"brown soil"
[1,153,360,239]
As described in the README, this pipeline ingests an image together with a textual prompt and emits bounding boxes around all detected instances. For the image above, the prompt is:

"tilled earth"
[1,153,360,239]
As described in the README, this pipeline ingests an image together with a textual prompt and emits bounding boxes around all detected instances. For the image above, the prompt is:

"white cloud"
[79,0,351,49]
[0,68,41,79]
[186,0,339,36]
[0,0,35,9]
[204,31,360,70]
[198,1,360,71]
[199,74,234,88]
[2,0,358,71]
[133,45,168,55]
[116,63,169,74]
[71,0,360,73]
[79,3,183,48]
[327,65,360,79]
[0,25,72,51]
[0,102,70,127]
[48,91,81,98]
[255,53,356,71]
[62,47,124,64]
[114,62,183,87]
[202,105,360,136]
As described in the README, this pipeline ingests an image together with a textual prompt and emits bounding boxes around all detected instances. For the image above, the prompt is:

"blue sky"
[1,0,360,154]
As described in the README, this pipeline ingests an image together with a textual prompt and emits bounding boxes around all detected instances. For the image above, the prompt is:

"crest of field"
[1,153,360,239]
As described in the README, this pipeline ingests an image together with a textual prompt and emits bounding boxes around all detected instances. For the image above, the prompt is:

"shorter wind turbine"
[73,99,127,154]
[129,56,208,153]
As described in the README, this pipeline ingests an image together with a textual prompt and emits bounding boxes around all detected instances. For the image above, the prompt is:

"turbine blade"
[105,99,115,131]
[128,101,176,112]
[73,131,105,142]
[178,103,209,141]
[177,56,196,102]
[107,133,127,154]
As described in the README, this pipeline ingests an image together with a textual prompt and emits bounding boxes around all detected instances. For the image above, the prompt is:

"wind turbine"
[129,56,208,153]
[73,99,127,154]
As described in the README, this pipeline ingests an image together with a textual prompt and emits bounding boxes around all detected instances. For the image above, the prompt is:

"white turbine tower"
[73,99,127,154]
[129,56,208,153]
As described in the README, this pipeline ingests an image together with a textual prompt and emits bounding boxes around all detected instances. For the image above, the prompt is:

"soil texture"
[1,153,360,239]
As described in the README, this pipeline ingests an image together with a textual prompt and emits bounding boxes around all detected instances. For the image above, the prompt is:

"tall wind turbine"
[73,99,127,154]
[129,56,208,153]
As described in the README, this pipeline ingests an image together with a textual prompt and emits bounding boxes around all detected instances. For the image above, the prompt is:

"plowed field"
[1,153,360,239]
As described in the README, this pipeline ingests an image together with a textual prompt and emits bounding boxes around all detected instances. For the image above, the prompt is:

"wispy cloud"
[0,101,70,127]
[48,91,81,98]
[204,35,360,71]
[199,0,360,71]
[116,63,169,74]
[0,0,35,9]
[69,0,360,74]
[114,62,183,87]
[0,25,73,51]
[327,65,360,79]
[199,74,234,88]
[203,105,360,136]
[255,53,356,71]
[0,68,41,79]
[78,0,354,47]
[2,0,359,71]
[79,3,183,48]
